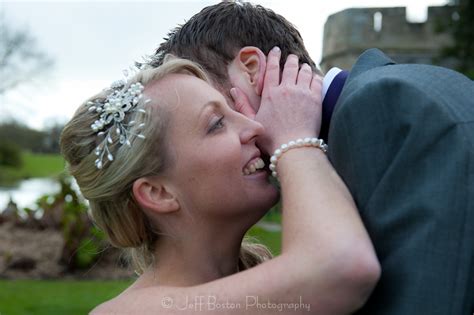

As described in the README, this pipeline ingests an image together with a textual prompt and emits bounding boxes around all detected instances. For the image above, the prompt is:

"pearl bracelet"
[269,137,328,179]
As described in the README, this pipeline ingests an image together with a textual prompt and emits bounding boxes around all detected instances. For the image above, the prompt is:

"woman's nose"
[239,114,264,144]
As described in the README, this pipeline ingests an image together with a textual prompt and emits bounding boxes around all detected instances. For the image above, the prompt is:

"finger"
[230,87,256,119]
[310,74,323,94]
[297,63,313,88]
[263,46,281,88]
[281,54,299,85]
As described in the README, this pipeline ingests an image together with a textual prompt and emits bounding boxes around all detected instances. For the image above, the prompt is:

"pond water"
[0,178,61,211]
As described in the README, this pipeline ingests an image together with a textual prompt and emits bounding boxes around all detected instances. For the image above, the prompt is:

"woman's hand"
[256,47,323,154]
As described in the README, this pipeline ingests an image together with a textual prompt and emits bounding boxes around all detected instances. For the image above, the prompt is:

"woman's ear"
[132,177,180,214]
[232,46,266,96]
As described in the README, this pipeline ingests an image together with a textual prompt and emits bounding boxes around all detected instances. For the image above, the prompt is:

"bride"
[60,49,380,314]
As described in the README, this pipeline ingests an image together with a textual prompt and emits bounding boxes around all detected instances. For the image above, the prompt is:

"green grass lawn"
[262,203,282,224]
[0,152,65,185]
[0,279,133,315]
[248,205,282,256]
[246,204,281,256]
[246,225,281,256]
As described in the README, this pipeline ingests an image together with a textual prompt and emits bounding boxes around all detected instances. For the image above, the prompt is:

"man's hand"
[231,47,323,155]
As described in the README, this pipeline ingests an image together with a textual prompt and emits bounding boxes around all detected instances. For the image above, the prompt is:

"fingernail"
[230,88,237,99]
[272,46,280,53]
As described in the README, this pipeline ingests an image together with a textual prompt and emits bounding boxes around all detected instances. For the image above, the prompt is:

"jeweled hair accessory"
[86,72,149,170]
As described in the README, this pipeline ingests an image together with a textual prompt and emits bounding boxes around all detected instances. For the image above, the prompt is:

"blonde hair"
[60,57,273,275]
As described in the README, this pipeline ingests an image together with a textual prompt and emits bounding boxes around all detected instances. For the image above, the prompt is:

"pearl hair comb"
[86,73,149,170]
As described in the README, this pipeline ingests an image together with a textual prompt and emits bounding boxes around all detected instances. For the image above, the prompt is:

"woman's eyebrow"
[199,101,220,119]
[197,101,220,128]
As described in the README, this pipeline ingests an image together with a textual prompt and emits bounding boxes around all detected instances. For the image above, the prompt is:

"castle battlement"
[321,5,458,72]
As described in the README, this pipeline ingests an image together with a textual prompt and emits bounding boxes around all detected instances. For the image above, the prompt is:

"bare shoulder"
[88,295,128,315]
[87,282,133,315]
[88,285,186,315]
[88,301,113,314]
[88,256,303,314]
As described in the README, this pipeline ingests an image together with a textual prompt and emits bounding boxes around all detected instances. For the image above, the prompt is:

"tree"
[0,120,46,153]
[42,121,65,154]
[0,14,54,95]
[0,140,22,168]
[441,0,474,78]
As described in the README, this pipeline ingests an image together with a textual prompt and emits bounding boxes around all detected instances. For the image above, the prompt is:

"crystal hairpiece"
[86,72,149,170]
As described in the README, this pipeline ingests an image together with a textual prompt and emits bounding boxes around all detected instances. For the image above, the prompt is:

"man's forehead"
[195,63,236,110]
[210,81,237,111]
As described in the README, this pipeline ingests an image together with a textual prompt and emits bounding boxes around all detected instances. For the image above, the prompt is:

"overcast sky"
[0,0,449,129]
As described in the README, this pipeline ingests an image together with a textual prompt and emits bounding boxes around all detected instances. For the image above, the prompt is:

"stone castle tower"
[320,5,459,72]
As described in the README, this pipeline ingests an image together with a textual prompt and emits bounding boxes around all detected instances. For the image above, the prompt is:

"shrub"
[31,175,107,271]
[0,140,23,168]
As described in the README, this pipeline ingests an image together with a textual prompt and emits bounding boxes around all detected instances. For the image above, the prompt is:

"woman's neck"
[133,221,247,288]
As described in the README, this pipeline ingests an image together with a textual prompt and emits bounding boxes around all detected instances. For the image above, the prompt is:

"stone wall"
[321,5,459,72]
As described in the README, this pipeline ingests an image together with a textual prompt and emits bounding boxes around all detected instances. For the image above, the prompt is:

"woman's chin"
[248,186,280,214]
[244,170,279,197]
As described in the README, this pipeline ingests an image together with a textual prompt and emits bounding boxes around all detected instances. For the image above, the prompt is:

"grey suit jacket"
[328,49,474,314]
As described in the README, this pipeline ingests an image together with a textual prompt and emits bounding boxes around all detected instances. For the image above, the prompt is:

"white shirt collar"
[322,67,343,100]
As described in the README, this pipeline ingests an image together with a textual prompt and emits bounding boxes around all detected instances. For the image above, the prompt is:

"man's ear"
[233,46,266,96]
[132,177,180,214]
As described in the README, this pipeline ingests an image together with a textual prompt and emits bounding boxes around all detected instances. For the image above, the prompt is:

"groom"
[144,2,474,314]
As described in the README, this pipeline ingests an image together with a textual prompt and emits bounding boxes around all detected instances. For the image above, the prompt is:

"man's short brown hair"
[141,1,319,90]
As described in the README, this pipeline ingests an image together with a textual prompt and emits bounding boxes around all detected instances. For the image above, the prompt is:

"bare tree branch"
[0,14,54,95]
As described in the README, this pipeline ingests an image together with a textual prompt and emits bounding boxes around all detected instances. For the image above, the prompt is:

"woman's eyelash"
[209,116,225,133]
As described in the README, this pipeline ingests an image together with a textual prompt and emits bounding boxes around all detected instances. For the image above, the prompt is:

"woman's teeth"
[243,157,265,175]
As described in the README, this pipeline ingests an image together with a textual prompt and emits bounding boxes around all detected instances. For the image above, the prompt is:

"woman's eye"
[208,116,225,133]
